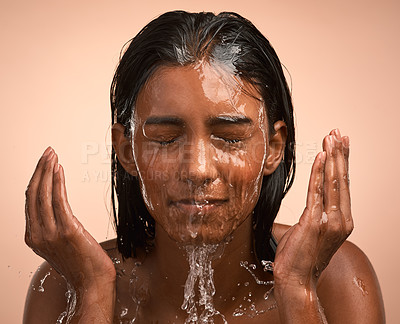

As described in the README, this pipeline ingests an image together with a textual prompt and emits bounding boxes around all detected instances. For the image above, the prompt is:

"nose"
[179,138,218,186]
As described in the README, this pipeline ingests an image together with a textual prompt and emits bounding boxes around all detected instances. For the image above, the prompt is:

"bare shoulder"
[23,261,69,324]
[24,240,120,324]
[317,240,385,323]
[273,222,385,323]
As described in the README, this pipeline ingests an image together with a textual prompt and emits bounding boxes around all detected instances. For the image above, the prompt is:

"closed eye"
[157,138,178,146]
[223,138,241,144]
[143,120,183,147]
[211,134,245,145]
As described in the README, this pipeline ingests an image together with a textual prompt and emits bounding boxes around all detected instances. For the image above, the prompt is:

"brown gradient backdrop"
[1,0,398,322]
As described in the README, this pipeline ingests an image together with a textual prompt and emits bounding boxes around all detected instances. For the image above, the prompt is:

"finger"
[305,151,326,215]
[323,133,353,239]
[25,147,53,244]
[53,164,75,228]
[342,136,350,177]
[37,150,58,230]
[322,135,340,214]
[332,129,349,175]
[332,131,352,224]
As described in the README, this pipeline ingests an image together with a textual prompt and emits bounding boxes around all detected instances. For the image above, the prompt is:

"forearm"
[274,285,327,324]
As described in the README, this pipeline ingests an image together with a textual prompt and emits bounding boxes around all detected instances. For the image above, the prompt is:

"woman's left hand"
[273,128,353,296]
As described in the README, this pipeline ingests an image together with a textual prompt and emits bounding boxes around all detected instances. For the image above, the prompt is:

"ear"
[112,123,138,176]
[263,120,287,176]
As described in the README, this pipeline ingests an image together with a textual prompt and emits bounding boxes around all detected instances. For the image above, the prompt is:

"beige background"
[1,0,398,322]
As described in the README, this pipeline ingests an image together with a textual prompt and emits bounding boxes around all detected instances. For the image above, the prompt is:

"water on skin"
[320,212,328,224]
[38,271,51,292]
[31,268,76,323]
[181,244,227,324]
[353,277,369,296]
[56,279,76,324]
[113,257,147,323]
[233,260,276,318]
[124,41,272,322]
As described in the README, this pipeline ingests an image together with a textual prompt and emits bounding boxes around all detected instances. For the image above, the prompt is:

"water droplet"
[353,277,369,296]
[320,212,328,224]
[261,260,274,272]
[241,260,274,286]
[38,271,51,292]
[120,307,128,317]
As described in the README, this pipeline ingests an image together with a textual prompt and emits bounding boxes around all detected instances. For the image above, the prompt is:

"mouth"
[170,198,228,214]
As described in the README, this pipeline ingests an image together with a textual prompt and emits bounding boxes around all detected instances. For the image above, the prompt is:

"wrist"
[68,266,116,292]
[274,285,326,324]
[76,277,116,304]
[274,283,317,307]
[71,280,116,324]
[274,275,317,298]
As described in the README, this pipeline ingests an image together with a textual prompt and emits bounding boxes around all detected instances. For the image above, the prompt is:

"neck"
[148,215,261,312]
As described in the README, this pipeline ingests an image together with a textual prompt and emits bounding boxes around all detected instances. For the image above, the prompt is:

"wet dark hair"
[110,10,295,263]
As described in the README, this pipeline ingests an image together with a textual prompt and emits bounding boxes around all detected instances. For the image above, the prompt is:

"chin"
[165,222,237,246]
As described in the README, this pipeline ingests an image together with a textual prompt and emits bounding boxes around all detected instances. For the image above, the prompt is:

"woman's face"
[131,61,270,244]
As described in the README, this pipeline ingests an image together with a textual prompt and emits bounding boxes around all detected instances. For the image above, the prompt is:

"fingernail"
[43,146,53,156]
[343,136,350,148]
[47,150,55,161]
[54,163,60,173]
[321,151,327,164]
[334,128,341,141]
[328,135,335,151]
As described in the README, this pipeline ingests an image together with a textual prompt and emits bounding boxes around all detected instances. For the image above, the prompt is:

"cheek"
[214,144,266,212]
[133,143,171,213]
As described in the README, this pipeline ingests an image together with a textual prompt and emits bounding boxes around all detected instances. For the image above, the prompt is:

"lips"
[170,198,228,214]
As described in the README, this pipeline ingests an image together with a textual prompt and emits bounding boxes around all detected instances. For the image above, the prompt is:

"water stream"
[181,244,227,324]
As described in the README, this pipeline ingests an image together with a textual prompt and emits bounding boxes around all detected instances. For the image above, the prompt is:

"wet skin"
[127,62,284,244]
[23,64,385,323]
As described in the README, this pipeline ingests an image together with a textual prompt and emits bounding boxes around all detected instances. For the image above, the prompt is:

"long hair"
[110,11,295,263]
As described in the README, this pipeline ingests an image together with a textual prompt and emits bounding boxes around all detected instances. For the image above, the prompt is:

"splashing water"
[38,271,50,292]
[181,244,227,324]
[233,260,276,318]
[56,279,76,324]
[261,260,274,272]
[114,260,147,323]
[240,261,274,286]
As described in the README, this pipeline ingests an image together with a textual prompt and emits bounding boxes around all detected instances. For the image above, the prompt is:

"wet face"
[131,61,270,244]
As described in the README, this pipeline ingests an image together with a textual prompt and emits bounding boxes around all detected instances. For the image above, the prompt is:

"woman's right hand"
[24,147,116,323]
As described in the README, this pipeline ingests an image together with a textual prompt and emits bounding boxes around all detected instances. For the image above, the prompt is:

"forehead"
[135,62,266,123]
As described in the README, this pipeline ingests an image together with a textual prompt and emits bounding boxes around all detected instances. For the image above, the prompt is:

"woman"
[23,11,385,323]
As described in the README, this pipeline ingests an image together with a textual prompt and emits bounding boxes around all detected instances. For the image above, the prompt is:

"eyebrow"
[207,115,253,127]
[144,116,185,127]
[143,115,253,127]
